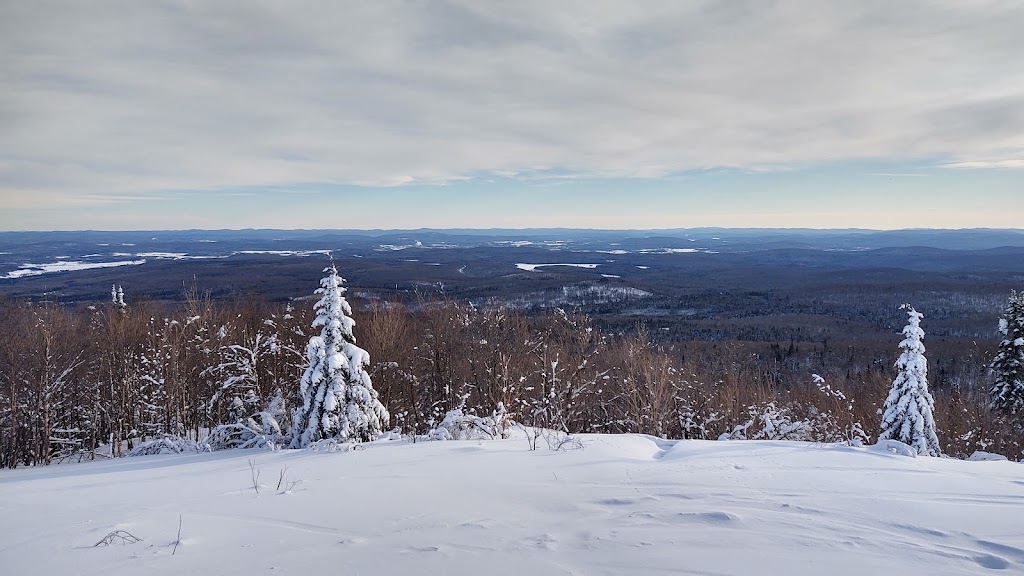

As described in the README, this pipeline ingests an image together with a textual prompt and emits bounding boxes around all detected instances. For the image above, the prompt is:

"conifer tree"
[990,290,1024,419]
[111,284,126,311]
[289,264,388,448]
[879,305,942,456]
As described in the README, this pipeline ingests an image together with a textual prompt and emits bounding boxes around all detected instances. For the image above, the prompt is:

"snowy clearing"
[134,252,190,259]
[234,250,333,257]
[636,248,718,254]
[129,252,228,260]
[1,435,1022,576]
[0,249,336,279]
[516,263,601,272]
[1,259,146,279]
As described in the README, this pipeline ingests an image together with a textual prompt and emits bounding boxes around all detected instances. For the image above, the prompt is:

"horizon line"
[3,226,1024,234]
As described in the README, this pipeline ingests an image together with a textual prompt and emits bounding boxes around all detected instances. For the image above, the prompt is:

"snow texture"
[2,436,1022,576]
[289,264,388,447]
[879,305,942,457]
[968,451,1010,462]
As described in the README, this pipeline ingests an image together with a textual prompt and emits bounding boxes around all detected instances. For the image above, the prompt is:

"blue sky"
[1,2,1022,231]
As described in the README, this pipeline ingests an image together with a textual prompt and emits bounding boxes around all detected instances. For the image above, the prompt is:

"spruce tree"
[289,264,388,448]
[879,305,942,456]
[990,290,1024,419]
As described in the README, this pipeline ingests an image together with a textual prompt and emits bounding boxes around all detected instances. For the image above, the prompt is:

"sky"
[1,1,1022,231]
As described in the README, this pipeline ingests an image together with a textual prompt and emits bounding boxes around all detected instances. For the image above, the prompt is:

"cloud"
[944,159,1024,169]
[1,0,1023,203]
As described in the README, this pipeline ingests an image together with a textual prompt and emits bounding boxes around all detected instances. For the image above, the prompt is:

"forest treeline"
[0,283,1020,468]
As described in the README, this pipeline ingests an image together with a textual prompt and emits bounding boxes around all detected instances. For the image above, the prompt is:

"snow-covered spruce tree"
[111,284,126,311]
[879,305,942,456]
[289,264,389,448]
[990,290,1024,418]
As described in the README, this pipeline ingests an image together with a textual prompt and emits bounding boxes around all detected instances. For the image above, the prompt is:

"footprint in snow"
[401,545,441,554]
[524,533,558,551]
[657,493,702,501]
[457,520,491,530]
[974,554,1010,570]
[976,539,1024,563]
[596,497,635,506]
[674,511,741,525]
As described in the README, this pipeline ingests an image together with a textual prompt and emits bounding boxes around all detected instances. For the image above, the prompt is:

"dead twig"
[172,514,182,556]
[276,466,289,491]
[94,530,142,547]
[248,459,261,494]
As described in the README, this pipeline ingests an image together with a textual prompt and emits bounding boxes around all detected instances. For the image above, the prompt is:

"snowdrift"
[1,435,1022,576]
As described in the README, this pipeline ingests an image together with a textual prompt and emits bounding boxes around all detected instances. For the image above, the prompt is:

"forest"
[1,272,1021,468]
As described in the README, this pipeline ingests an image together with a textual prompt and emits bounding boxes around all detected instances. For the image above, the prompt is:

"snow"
[135,252,189,259]
[494,240,536,247]
[2,436,1021,576]
[575,248,717,255]
[131,252,227,260]
[516,263,600,272]
[632,248,719,255]
[969,451,1010,462]
[1,259,146,279]
[234,250,332,257]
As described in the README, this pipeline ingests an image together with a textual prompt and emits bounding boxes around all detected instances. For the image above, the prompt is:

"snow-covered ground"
[0,250,336,279]
[1,259,146,279]
[516,263,600,272]
[1,435,1022,575]
[234,250,333,257]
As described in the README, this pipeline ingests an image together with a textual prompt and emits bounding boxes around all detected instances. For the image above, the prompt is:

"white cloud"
[1,0,1022,206]
[943,159,1024,169]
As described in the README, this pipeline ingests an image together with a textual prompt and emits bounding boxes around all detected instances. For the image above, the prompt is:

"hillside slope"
[1,436,1022,575]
